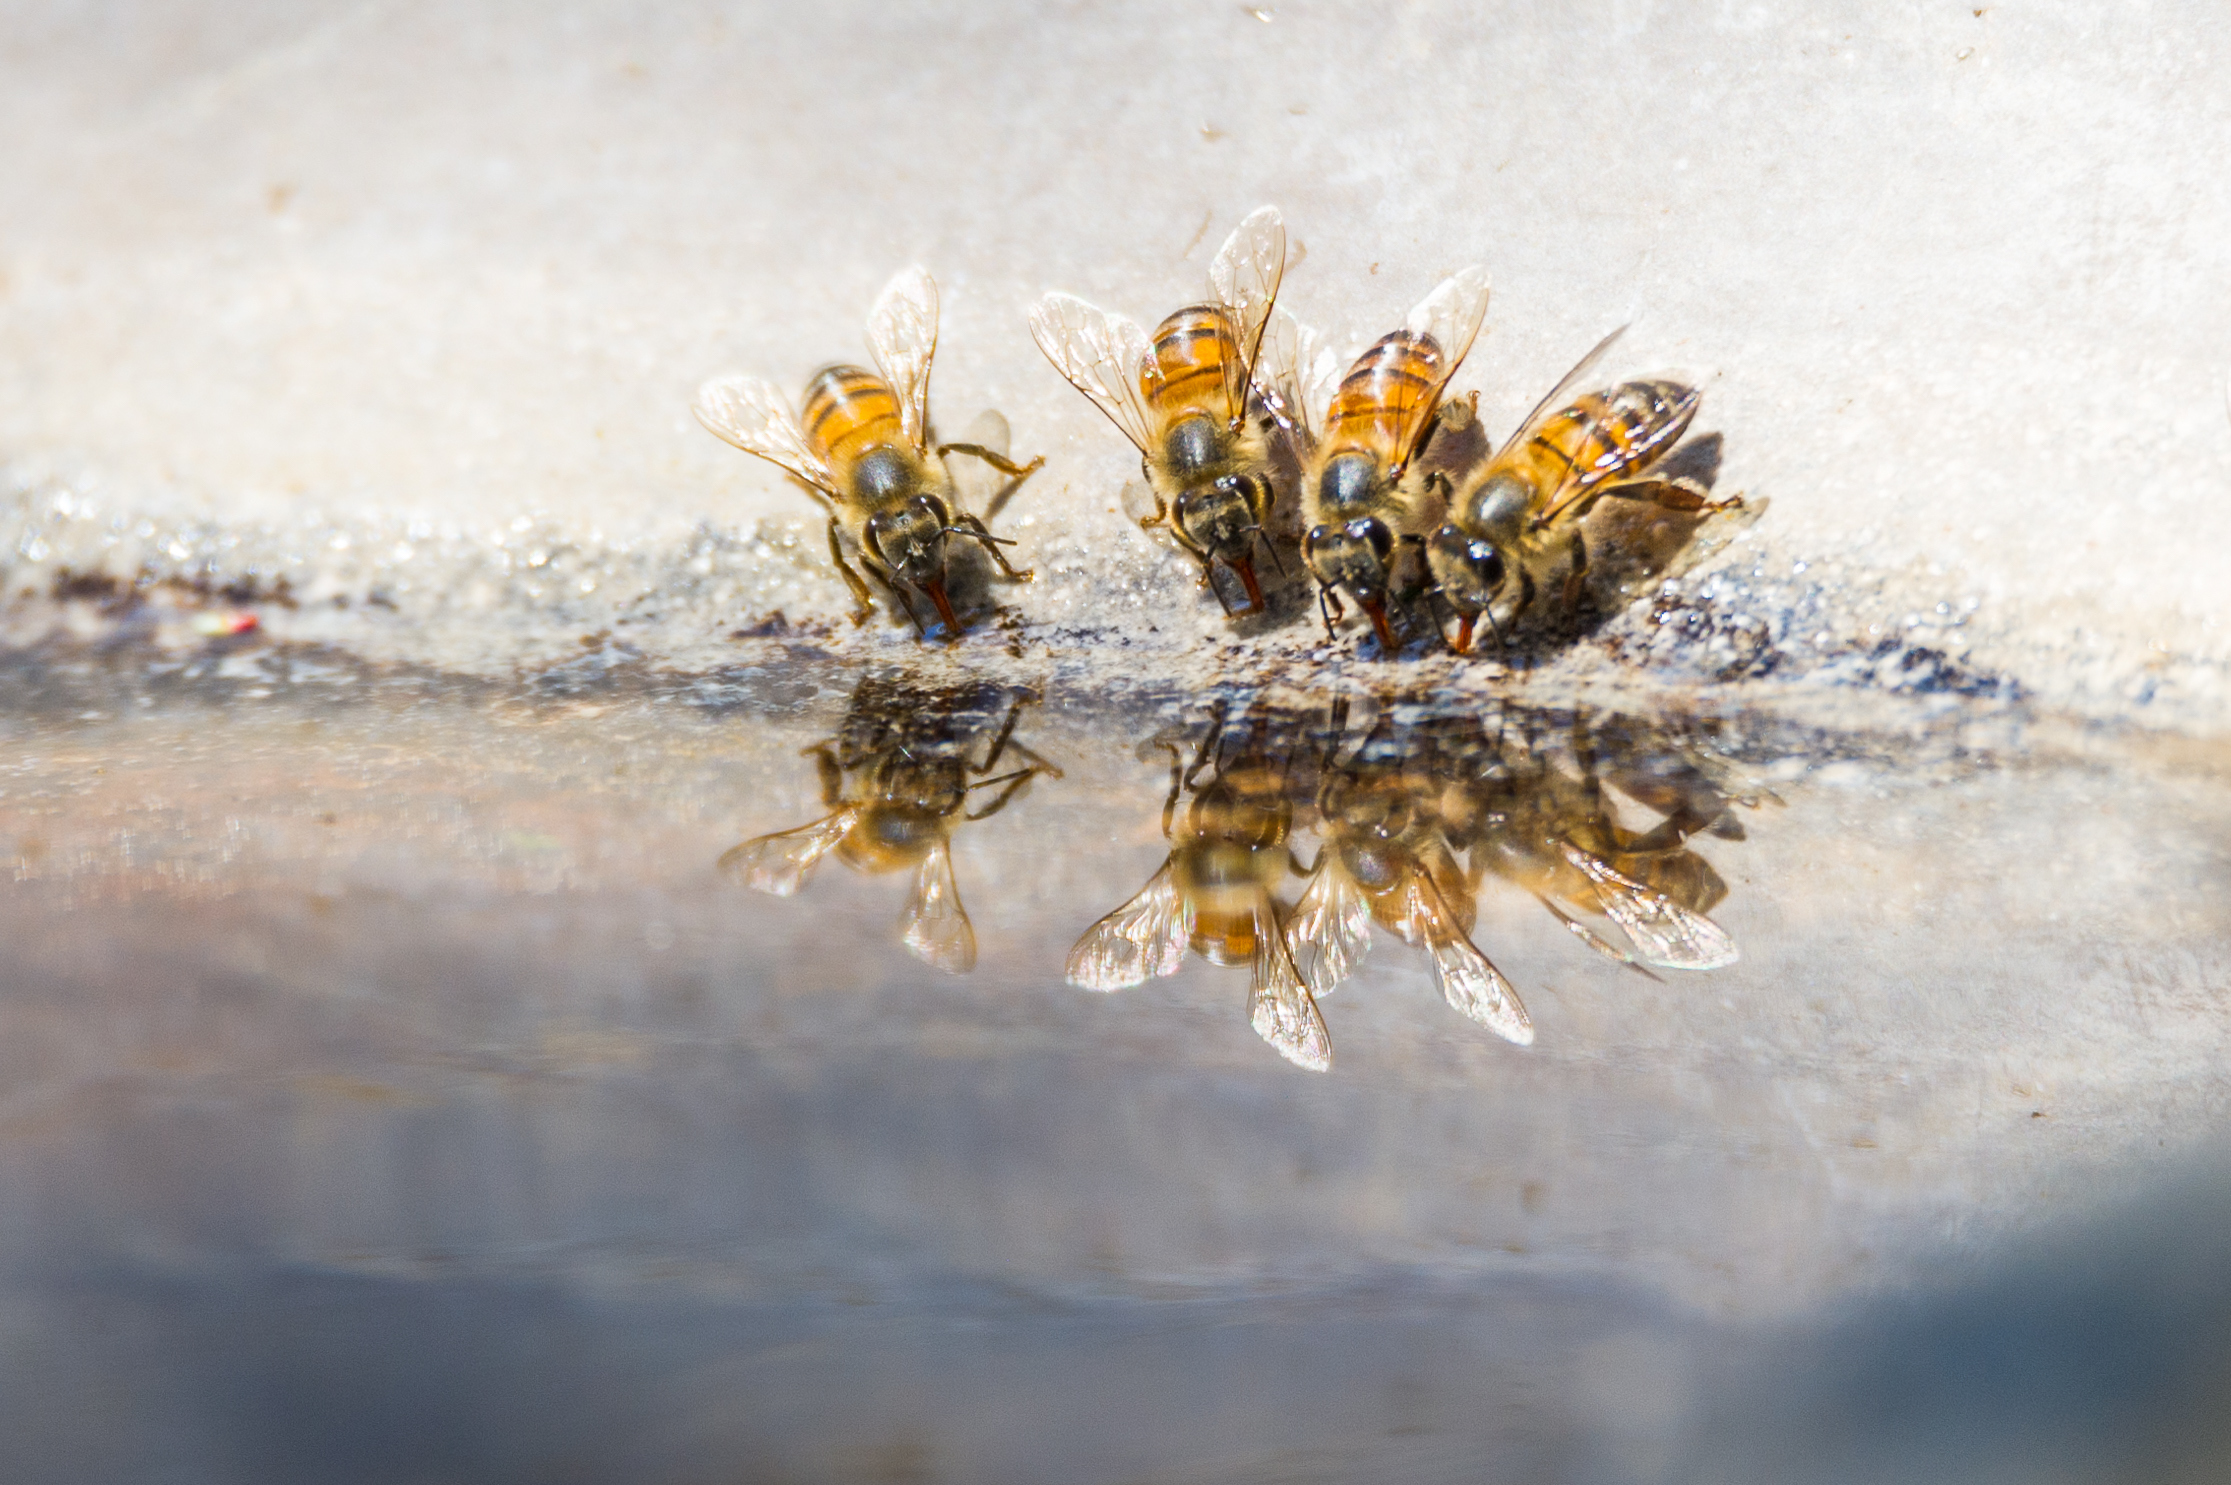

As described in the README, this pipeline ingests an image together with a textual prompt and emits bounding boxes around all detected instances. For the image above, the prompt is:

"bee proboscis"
[1424,326,1739,652]
[1030,208,1297,617]
[695,266,1043,639]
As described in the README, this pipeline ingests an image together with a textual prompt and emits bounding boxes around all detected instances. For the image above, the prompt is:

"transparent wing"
[1065,859,1194,991]
[694,375,838,495]
[1248,903,1332,1072]
[900,838,975,973]
[1208,206,1287,422]
[1256,305,1339,447]
[1531,377,1703,529]
[717,808,858,896]
[1386,265,1491,470]
[1029,293,1162,456]
[866,265,939,454]
[1557,841,1740,970]
[1286,857,1371,998]
[1533,892,1663,980]
[1403,875,1532,1045]
[1494,325,1629,460]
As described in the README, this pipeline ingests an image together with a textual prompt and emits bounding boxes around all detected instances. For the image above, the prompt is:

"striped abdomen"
[1322,331,1445,465]
[1515,378,1699,495]
[1146,304,1244,420]
[802,364,907,467]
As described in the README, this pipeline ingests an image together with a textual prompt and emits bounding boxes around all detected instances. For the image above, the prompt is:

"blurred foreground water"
[0,623,2227,1483]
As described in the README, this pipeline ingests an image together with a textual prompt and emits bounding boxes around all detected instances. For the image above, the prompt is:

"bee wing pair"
[1029,206,1289,453]
[1553,840,1738,971]
[694,265,942,497]
[1490,325,1704,526]
[1066,858,1330,1072]
[1288,856,1532,1045]
[721,805,977,974]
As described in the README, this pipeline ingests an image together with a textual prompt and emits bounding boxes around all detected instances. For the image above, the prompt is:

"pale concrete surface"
[2,1,2228,718]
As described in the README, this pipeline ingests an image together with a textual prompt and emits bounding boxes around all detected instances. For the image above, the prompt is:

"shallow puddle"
[1,638,2228,1482]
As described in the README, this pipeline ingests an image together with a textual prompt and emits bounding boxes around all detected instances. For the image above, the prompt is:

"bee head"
[1173,473,1267,562]
[865,493,953,581]
[1425,523,1507,611]
[1304,517,1396,600]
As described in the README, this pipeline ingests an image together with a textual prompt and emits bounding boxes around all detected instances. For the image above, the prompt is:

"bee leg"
[1563,530,1590,610]
[974,692,1033,774]
[1158,743,1186,840]
[826,519,877,626]
[1317,583,1344,641]
[940,444,1047,524]
[1599,479,1743,515]
[953,513,1035,582]
[963,764,1048,820]
[806,743,844,806]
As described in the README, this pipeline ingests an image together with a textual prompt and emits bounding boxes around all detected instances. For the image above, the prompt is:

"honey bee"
[720,675,1060,972]
[1065,701,1331,1070]
[1424,326,1739,652]
[1466,708,1739,972]
[1030,208,1294,615]
[1293,267,1492,651]
[1286,703,1533,1043]
[694,266,1043,639]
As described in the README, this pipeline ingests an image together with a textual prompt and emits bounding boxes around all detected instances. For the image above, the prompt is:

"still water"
[1,630,2228,1483]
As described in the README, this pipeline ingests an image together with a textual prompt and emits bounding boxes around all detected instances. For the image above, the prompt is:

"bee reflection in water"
[722,675,1060,973]
[1071,697,1758,1071]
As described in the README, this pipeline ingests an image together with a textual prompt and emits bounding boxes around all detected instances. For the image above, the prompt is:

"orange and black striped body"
[1138,305,1275,611]
[800,363,961,630]
[802,364,926,504]
[1317,330,1447,475]
[1145,304,1244,425]
[1300,331,1450,648]
[1494,378,1696,520]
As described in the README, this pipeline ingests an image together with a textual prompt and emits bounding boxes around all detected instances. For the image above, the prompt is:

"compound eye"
[917,494,951,526]
[1304,523,1333,552]
[1347,518,1393,562]
[1468,540,1505,588]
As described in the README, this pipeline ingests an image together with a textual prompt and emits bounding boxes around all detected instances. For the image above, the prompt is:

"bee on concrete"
[695,266,1043,639]
[1030,208,1296,616]
[1424,327,1739,652]
[1065,701,1330,1070]
[1295,267,1491,651]
[721,675,1060,972]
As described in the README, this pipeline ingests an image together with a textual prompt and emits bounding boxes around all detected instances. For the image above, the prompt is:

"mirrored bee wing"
[1533,892,1663,980]
[1030,293,1163,456]
[1208,206,1287,424]
[866,265,939,454]
[1401,874,1533,1045]
[1385,265,1491,472]
[1248,902,1332,1072]
[718,807,860,896]
[1256,305,1339,448]
[1556,840,1739,970]
[1286,857,1372,998]
[695,375,840,497]
[1065,859,1194,991]
[900,837,975,973]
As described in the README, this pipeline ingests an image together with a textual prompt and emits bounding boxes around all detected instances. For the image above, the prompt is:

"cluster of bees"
[725,673,1757,1070]
[696,209,1742,653]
